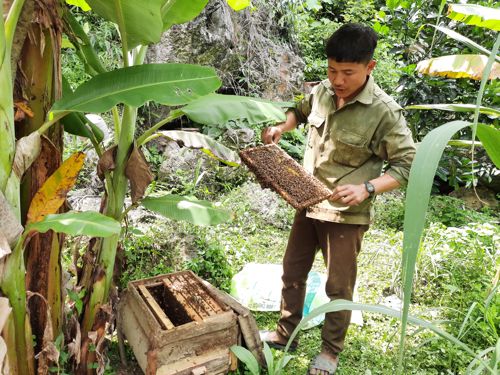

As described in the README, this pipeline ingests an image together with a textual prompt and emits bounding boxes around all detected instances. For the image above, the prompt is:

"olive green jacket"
[292,75,416,224]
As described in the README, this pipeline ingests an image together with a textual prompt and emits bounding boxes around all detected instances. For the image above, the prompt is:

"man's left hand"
[330,184,369,206]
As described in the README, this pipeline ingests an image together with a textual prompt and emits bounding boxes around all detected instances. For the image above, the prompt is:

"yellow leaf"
[27,152,86,224]
[416,54,500,80]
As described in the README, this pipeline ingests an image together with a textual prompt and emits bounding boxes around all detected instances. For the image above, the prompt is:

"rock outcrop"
[147,0,304,101]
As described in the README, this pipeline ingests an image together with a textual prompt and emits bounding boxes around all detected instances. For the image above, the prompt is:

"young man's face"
[327,59,376,101]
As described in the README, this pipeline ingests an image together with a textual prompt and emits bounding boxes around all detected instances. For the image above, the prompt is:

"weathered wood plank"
[157,348,230,375]
[198,278,265,366]
[138,285,175,330]
[118,297,150,372]
[199,278,249,316]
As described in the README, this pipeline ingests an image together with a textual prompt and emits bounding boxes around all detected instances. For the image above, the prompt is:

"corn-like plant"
[231,342,294,375]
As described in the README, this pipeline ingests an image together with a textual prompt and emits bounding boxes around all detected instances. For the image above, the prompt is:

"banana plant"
[40,1,287,372]
[409,4,500,119]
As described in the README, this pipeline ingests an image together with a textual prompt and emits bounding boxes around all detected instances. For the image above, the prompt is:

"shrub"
[414,222,499,349]
[185,239,234,292]
[373,193,496,231]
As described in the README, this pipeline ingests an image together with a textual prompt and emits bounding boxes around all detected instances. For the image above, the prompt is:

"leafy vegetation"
[1,0,499,373]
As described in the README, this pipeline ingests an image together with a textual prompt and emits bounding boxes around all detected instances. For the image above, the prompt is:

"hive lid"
[239,143,333,210]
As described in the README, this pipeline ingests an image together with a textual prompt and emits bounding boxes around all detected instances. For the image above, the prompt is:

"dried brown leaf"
[0,232,11,261]
[0,191,23,247]
[67,315,81,365]
[125,145,153,203]
[0,298,11,332]
[0,298,10,373]
[14,101,35,120]
[28,292,59,373]
[97,146,117,180]
[12,132,41,178]
[0,337,7,375]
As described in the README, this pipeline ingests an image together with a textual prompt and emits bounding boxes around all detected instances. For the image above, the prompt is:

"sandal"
[259,330,298,352]
[307,353,339,374]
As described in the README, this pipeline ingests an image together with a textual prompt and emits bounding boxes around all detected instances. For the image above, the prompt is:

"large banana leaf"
[51,64,221,113]
[141,194,232,225]
[162,0,250,31]
[61,76,104,141]
[416,54,500,80]
[157,130,240,166]
[86,0,164,49]
[162,0,209,31]
[405,104,500,118]
[28,211,121,237]
[447,3,500,32]
[477,124,500,168]
[428,25,500,63]
[182,93,287,125]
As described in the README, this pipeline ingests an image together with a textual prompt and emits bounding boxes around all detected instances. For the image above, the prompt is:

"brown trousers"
[276,210,368,354]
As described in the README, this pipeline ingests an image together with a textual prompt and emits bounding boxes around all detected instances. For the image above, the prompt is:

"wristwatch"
[364,181,376,196]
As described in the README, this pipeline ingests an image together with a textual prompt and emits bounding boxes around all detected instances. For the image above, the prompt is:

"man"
[260,23,416,374]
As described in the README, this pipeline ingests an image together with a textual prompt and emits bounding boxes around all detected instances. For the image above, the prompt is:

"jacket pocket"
[307,112,325,128]
[332,131,372,167]
[306,112,325,146]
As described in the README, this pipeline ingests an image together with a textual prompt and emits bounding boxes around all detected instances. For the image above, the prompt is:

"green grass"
[113,183,499,374]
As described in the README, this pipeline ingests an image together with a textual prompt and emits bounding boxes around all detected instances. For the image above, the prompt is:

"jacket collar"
[322,75,374,106]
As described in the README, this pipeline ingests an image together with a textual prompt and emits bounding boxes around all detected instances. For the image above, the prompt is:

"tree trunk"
[13,0,64,369]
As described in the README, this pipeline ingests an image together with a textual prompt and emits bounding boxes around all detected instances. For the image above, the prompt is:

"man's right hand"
[261,126,283,144]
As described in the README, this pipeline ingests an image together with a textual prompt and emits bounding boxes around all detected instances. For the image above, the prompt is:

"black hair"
[325,23,378,63]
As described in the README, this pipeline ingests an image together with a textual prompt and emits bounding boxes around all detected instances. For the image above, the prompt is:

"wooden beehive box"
[239,143,333,209]
[118,271,245,375]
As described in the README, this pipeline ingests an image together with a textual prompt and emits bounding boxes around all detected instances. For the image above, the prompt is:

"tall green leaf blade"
[447,4,500,31]
[157,130,240,166]
[262,342,274,374]
[399,120,471,371]
[477,124,500,168]
[28,211,121,237]
[61,76,104,141]
[406,104,500,118]
[287,300,482,363]
[0,13,15,193]
[141,194,232,225]
[86,0,164,48]
[182,93,286,125]
[428,25,500,63]
[51,64,221,113]
[230,345,260,375]
[161,0,209,31]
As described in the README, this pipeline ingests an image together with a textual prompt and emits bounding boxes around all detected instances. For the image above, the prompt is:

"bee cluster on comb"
[239,143,332,210]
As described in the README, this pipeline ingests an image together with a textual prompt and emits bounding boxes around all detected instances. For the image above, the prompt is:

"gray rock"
[147,0,304,101]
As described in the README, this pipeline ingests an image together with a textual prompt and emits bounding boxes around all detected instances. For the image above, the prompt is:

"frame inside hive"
[239,144,333,210]
[135,271,225,329]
